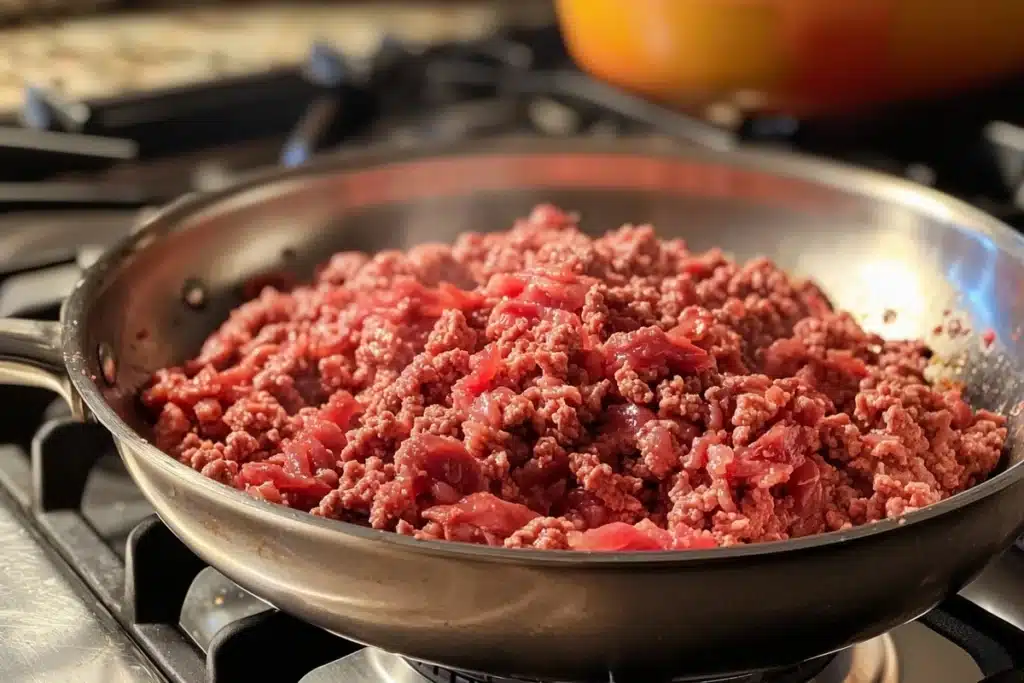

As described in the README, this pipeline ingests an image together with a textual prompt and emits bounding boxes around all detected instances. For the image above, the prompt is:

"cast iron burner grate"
[405,654,839,683]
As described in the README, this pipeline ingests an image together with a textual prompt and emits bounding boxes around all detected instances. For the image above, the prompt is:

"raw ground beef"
[142,205,1008,551]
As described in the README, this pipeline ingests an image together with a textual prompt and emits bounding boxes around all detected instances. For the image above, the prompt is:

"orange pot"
[555,0,1024,116]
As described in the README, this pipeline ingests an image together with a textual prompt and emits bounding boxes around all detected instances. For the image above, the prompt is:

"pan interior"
[76,141,1024,490]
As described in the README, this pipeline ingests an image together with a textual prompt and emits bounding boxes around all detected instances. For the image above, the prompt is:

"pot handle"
[0,318,73,406]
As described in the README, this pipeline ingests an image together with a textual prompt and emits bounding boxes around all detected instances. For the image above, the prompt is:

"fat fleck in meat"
[141,205,1007,551]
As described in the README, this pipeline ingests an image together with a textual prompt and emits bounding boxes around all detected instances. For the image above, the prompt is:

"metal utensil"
[1,137,1023,681]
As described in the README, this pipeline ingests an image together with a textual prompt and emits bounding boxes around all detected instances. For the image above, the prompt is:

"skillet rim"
[60,135,1024,566]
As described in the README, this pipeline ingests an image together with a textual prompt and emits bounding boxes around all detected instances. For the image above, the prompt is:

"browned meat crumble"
[142,205,1006,551]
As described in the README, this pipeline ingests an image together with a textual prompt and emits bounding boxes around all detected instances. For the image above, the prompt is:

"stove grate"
[405,655,839,683]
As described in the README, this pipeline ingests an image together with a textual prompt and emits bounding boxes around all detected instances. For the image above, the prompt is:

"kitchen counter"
[0,1,553,111]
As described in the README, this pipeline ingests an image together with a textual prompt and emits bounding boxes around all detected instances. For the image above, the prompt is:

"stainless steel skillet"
[2,137,1024,682]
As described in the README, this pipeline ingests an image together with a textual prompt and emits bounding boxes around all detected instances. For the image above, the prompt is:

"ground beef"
[141,204,1008,551]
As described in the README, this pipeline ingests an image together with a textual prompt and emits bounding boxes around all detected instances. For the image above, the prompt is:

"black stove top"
[3,23,1024,683]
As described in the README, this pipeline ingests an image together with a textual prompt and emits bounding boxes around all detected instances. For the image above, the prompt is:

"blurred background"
[4,0,1024,221]
[0,1,550,110]
[5,0,1024,203]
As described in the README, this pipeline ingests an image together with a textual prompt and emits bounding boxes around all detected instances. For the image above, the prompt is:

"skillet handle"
[0,318,74,407]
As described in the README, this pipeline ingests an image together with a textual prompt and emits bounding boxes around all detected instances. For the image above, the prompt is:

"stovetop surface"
[0,494,160,683]
[4,23,1024,683]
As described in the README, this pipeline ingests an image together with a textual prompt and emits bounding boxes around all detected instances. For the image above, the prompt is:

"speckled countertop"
[0,1,553,110]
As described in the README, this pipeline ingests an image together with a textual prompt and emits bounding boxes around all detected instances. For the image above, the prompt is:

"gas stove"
[3,23,1024,683]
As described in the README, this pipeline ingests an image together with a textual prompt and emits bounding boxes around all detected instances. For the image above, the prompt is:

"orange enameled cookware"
[555,0,1024,116]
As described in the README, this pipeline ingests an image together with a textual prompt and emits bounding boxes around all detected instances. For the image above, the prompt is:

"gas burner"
[847,636,899,683]
[297,640,898,683]
[404,656,842,683]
